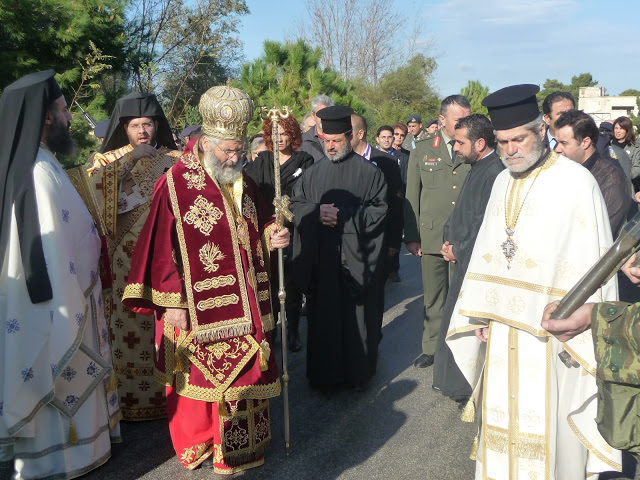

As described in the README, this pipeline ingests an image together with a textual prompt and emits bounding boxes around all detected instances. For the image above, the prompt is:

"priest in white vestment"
[447,84,622,479]
[0,71,121,479]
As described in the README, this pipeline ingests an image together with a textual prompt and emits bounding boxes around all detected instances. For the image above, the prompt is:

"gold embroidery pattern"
[258,290,270,302]
[197,294,240,311]
[509,296,526,314]
[568,414,622,470]
[199,242,225,273]
[182,153,201,170]
[183,170,206,190]
[225,417,250,450]
[243,195,259,232]
[122,283,188,308]
[465,272,567,298]
[184,195,224,236]
[176,368,281,402]
[257,272,268,283]
[483,426,546,462]
[179,441,211,468]
[193,275,236,292]
[486,288,499,306]
[254,410,270,443]
[177,336,262,400]
[261,313,275,332]
[507,327,520,478]
[255,238,265,267]
[197,338,252,382]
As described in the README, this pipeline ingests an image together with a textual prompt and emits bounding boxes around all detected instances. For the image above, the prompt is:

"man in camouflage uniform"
[403,95,471,369]
[542,256,640,459]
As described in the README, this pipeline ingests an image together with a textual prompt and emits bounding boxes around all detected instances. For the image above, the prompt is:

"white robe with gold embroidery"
[447,153,622,479]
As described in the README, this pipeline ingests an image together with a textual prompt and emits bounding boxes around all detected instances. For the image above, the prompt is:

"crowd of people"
[2,68,640,480]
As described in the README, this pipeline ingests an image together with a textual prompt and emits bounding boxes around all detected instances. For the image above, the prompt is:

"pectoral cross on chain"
[501,232,518,269]
[273,195,293,229]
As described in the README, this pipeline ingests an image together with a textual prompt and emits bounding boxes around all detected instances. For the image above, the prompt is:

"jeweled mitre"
[199,85,253,141]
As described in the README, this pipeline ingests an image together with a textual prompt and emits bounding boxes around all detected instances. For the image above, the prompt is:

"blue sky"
[238,0,640,96]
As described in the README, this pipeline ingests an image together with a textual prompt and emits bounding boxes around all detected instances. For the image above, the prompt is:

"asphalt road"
[4,250,638,479]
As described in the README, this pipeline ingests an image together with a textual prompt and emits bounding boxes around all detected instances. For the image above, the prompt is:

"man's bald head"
[351,114,367,135]
[350,114,367,152]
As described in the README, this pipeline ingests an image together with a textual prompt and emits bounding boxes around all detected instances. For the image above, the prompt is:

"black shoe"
[288,331,302,352]
[388,271,401,282]
[432,385,442,393]
[414,353,435,368]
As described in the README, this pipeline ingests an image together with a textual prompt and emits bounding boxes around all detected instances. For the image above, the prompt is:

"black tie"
[449,139,457,162]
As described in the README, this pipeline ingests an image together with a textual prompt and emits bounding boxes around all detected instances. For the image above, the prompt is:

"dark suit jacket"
[442,151,504,267]
[300,127,325,163]
[370,148,404,250]
[388,147,410,189]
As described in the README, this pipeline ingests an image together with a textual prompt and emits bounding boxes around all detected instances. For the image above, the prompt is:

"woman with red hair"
[245,113,313,352]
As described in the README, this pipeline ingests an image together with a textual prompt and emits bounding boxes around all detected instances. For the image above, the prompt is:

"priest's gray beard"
[501,136,545,174]
[204,149,243,184]
[323,142,351,163]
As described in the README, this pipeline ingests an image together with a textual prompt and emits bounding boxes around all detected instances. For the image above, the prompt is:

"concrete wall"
[578,86,638,122]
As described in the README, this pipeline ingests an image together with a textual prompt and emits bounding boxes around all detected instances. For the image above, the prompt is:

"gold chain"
[504,164,544,230]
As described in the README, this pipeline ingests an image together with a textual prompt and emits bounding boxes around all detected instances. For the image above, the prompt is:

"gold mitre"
[199,85,253,141]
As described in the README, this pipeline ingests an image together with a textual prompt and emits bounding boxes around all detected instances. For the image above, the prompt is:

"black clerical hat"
[316,105,354,134]
[482,84,540,130]
[0,70,64,304]
[100,92,177,153]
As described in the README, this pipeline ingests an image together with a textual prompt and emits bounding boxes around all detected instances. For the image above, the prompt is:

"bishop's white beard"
[204,149,243,184]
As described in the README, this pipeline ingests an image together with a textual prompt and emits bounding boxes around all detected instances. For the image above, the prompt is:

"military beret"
[181,124,201,137]
[482,84,540,130]
[425,119,438,128]
[407,114,422,124]
[93,119,110,139]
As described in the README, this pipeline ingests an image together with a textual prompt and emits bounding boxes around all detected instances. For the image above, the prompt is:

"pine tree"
[460,80,489,116]
[236,40,365,136]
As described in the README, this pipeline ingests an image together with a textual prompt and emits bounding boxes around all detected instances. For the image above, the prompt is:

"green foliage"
[356,54,439,144]
[235,40,366,137]
[124,0,248,126]
[460,80,489,116]
[537,73,598,109]
[0,0,126,90]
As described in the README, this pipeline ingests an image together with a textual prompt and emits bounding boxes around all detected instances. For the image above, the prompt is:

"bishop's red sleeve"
[122,175,188,316]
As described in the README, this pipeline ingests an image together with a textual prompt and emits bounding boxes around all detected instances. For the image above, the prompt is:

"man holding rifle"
[543,254,640,461]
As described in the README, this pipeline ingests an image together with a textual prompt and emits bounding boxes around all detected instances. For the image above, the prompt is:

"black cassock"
[290,151,388,387]
[433,151,505,400]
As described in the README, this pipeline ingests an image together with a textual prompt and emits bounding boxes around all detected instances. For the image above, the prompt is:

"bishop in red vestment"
[123,85,289,473]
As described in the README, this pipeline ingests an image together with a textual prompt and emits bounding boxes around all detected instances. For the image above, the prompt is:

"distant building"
[578,87,638,122]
